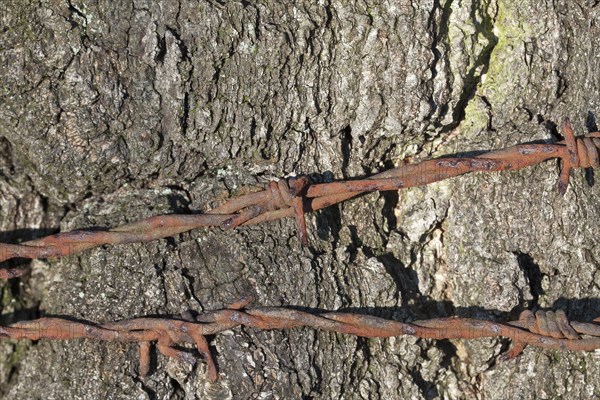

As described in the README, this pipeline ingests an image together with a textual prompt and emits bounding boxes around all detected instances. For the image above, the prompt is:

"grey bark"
[1,0,600,399]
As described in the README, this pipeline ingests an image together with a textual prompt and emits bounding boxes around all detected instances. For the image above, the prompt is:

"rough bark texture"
[1,0,600,399]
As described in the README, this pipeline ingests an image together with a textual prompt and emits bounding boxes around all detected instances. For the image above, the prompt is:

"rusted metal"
[3,299,600,380]
[0,118,596,278]
[1,118,598,383]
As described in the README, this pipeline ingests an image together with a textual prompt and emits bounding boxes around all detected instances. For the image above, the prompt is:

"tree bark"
[1,0,600,398]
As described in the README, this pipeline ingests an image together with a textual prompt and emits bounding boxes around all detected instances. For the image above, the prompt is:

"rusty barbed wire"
[3,115,600,381]
[0,117,595,279]
[3,298,600,381]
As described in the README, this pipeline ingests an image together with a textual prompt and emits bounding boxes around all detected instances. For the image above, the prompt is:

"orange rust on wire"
[3,301,600,381]
[289,176,311,246]
[0,118,598,278]
[139,341,151,377]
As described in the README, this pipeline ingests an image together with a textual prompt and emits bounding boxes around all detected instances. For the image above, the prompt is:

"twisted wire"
[4,299,600,380]
[0,118,597,279]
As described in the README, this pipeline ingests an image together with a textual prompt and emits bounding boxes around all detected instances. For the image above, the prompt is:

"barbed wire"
[1,118,600,380]
[0,118,595,279]
[3,298,600,381]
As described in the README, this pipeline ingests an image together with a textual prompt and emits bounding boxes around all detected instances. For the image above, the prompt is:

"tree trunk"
[1,0,600,398]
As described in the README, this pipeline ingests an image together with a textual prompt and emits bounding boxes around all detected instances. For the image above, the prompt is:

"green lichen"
[438,0,498,130]
[461,0,533,135]
[0,0,43,45]
[1,286,13,309]
[446,0,496,78]
[575,358,587,373]
[6,341,30,369]
[462,95,491,135]
[479,1,533,108]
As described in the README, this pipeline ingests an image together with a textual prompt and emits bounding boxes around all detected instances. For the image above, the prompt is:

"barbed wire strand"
[3,298,600,381]
[0,119,595,278]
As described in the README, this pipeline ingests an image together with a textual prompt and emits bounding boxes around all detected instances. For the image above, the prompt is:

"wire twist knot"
[217,176,311,245]
[558,118,600,194]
